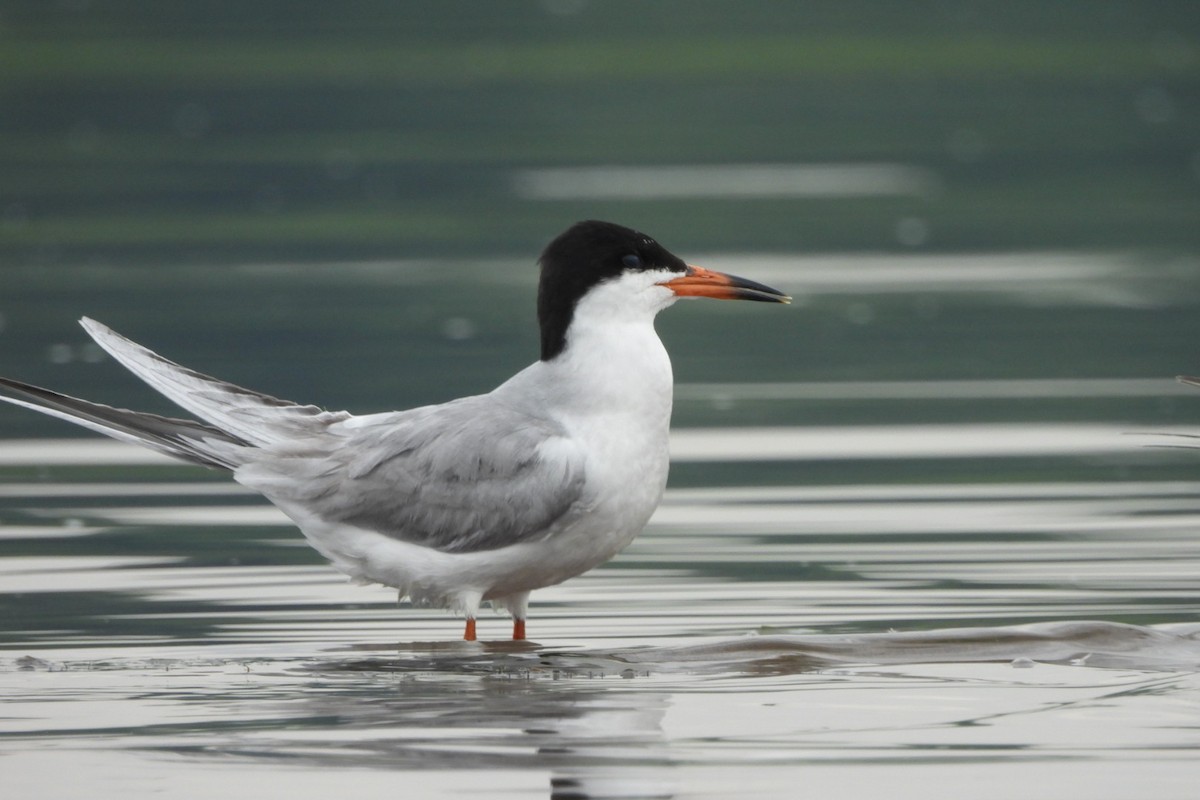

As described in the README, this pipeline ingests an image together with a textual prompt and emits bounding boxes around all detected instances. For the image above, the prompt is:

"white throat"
[542,269,678,418]
[496,268,681,439]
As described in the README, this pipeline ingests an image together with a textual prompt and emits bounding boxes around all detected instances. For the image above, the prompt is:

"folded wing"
[238,396,589,554]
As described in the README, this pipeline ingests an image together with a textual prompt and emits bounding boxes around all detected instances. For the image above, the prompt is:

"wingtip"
[1177,375,1200,387]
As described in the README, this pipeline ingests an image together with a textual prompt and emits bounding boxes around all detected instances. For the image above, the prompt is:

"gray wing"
[240,396,589,553]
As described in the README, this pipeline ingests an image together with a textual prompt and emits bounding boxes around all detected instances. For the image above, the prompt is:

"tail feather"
[79,317,348,446]
[0,377,248,470]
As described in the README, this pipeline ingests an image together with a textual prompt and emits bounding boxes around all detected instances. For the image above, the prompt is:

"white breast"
[485,275,679,586]
[274,274,681,612]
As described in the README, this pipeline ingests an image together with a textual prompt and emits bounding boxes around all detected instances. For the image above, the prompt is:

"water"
[3,451,1200,800]
[2,252,1200,798]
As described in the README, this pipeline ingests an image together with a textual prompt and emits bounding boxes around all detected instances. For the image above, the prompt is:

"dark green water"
[2,1,1197,264]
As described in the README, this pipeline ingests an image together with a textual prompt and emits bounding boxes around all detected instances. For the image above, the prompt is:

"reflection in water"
[300,653,676,799]
[669,423,1200,461]
[677,377,1198,401]
[5,420,1198,466]
[4,633,1199,800]
[617,620,1200,673]
[3,402,1200,798]
[513,162,937,200]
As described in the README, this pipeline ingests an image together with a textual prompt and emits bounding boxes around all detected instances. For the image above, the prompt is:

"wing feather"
[238,396,588,553]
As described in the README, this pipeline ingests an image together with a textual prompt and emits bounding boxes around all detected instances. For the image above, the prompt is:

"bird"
[0,220,789,641]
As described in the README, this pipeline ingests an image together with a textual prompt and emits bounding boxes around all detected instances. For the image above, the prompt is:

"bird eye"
[621,254,642,269]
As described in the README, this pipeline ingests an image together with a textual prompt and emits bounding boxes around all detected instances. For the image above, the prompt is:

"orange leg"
[464,618,477,641]
[512,618,526,641]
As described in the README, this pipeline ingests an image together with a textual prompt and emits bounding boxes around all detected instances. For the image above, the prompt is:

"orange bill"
[662,266,791,303]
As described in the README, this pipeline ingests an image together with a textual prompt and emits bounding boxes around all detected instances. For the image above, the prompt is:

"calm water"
[3,253,1200,799]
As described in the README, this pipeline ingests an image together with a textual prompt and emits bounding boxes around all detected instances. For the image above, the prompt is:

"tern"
[0,220,789,641]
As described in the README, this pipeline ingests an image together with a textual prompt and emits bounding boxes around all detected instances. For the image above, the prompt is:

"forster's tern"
[0,220,789,640]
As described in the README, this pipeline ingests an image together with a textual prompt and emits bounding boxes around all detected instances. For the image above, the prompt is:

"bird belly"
[265,469,664,614]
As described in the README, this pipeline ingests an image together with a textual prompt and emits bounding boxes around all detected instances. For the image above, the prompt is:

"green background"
[1,0,1196,263]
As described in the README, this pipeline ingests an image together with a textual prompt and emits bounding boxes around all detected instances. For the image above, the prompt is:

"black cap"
[537,221,687,361]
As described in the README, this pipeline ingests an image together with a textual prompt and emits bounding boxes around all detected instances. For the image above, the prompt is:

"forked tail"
[0,318,348,469]
[0,376,248,469]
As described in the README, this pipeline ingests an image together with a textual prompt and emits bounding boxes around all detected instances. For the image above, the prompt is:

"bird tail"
[0,376,248,469]
[0,318,349,469]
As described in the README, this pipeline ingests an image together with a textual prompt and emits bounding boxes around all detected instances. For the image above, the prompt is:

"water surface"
[3,253,1200,799]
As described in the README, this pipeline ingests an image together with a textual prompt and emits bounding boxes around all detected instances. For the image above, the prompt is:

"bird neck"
[508,318,674,429]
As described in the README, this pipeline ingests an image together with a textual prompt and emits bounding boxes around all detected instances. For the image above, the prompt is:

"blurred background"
[1,0,1198,444]
[3,1,1198,259]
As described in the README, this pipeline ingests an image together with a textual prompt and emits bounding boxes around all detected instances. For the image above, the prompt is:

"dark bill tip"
[662,266,791,304]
